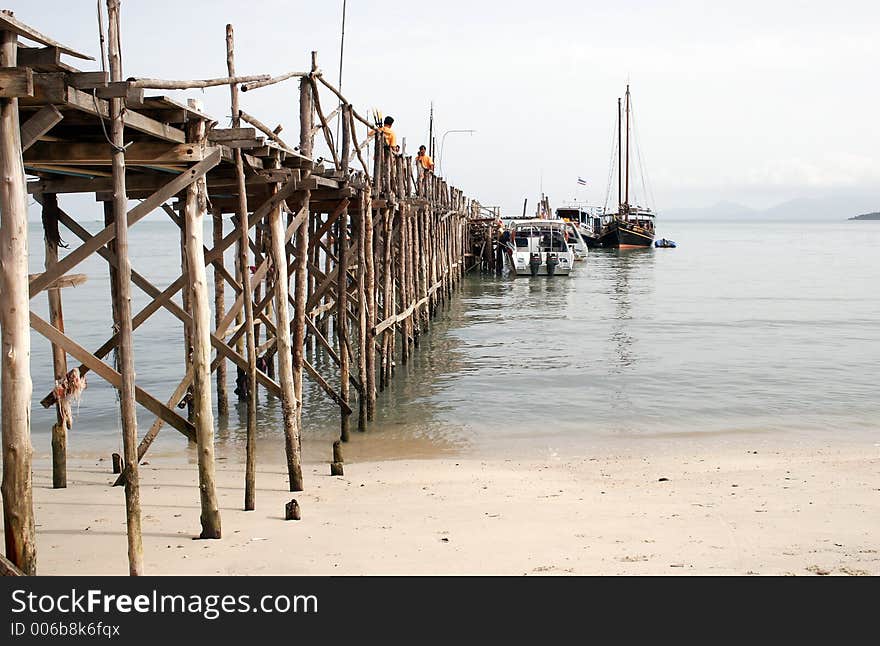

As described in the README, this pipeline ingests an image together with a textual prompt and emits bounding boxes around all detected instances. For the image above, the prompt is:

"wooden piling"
[337,207,351,442]
[106,0,144,575]
[184,100,221,539]
[0,19,36,574]
[226,23,259,511]
[41,194,68,488]
[211,206,228,416]
[268,154,304,492]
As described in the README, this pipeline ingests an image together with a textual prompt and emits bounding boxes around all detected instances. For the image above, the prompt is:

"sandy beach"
[12,434,879,576]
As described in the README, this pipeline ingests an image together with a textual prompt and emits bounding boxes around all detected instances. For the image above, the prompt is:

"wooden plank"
[17,46,60,71]
[28,147,221,298]
[20,104,62,151]
[0,66,32,97]
[25,141,205,165]
[0,13,94,59]
[304,359,353,416]
[208,127,256,142]
[29,311,196,441]
[63,85,186,143]
[67,71,108,89]
[0,552,24,576]
[24,71,65,104]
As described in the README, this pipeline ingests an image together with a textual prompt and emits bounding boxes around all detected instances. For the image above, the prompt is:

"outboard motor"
[546,252,558,277]
[529,252,542,277]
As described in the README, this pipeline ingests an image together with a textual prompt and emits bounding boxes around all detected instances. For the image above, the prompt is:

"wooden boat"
[599,85,656,249]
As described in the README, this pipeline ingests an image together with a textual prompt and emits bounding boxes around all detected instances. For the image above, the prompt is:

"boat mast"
[624,84,630,217]
[617,97,622,215]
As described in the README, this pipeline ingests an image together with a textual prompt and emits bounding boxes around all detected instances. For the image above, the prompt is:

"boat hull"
[599,220,654,248]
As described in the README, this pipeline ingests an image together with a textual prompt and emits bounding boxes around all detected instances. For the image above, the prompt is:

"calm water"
[19,217,880,462]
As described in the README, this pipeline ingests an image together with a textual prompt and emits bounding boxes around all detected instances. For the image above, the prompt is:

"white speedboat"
[509,219,577,277]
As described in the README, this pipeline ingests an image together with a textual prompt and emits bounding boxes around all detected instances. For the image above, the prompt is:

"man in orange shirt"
[416,145,434,173]
[370,116,397,150]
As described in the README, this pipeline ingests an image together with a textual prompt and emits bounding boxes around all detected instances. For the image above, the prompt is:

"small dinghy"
[654,238,677,248]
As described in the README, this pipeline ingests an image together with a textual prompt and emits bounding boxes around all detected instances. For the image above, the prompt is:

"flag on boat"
[577,177,587,186]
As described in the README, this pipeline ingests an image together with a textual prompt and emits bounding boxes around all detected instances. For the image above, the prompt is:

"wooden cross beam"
[28,148,221,299]
[29,311,196,441]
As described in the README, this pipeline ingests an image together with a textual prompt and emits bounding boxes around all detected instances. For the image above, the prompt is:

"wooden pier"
[0,5,485,575]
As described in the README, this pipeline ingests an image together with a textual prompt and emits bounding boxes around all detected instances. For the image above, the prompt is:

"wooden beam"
[0,66,33,97]
[28,147,221,298]
[208,127,255,142]
[19,104,62,151]
[62,84,186,143]
[0,12,94,59]
[17,46,60,71]
[29,311,196,441]
[25,141,206,165]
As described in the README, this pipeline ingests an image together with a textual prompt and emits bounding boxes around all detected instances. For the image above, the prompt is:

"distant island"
[849,212,880,220]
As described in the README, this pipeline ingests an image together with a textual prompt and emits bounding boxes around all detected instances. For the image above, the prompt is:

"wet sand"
[11,435,880,576]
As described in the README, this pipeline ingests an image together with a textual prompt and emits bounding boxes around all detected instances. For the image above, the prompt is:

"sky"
[14,0,880,215]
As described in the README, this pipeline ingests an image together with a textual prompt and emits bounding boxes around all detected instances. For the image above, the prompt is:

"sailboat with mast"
[599,85,656,248]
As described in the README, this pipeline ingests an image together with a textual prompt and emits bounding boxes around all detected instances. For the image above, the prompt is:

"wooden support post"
[356,188,369,432]
[284,499,301,520]
[337,205,350,442]
[41,194,68,488]
[112,453,122,474]
[106,0,143,575]
[364,186,377,420]
[0,21,36,575]
[291,56,314,459]
[268,154,304,492]
[226,24,259,511]
[211,206,228,416]
[399,203,409,366]
[184,101,221,539]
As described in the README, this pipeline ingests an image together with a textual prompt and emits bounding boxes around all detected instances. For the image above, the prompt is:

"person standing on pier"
[370,115,397,151]
[417,145,434,173]
[417,144,434,195]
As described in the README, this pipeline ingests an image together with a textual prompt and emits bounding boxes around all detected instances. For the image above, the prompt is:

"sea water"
[18,217,880,462]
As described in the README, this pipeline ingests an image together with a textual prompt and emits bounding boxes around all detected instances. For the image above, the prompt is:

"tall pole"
[428,102,434,157]
[106,0,144,575]
[335,0,346,147]
[0,16,36,575]
[624,84,630,213]
[226,24,259,511]
[617,96,622,212]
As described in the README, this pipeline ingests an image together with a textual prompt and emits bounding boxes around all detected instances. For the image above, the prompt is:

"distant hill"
[664,192,880,221]
[849,212,880,221]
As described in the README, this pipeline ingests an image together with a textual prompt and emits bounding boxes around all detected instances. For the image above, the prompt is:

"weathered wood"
[28,147,222,299]
[238,109,294,152]
[241,70,306,92]
[62,85,186,143]
[25,272,86,290]
[268,154,303,493]
[211,206,228,416]
[364,186,376,420]
[333,440,344,464]
[227,23,259,511]
[0,552,24,576]
[106,0,143,576]
[40,194,68,488]
[337,209,351,442]
[208,127,255,142]
[330,462,344,476]
[112,453,122,474]
[25,141,205,165]
[284,499,301,521]
[0,26,36,575]
[0,66,33,97]
[67,71,109,88]
[129,74,269,89]
[20,104,62,151]
[0,12,93,59]
[184,99,221,539]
